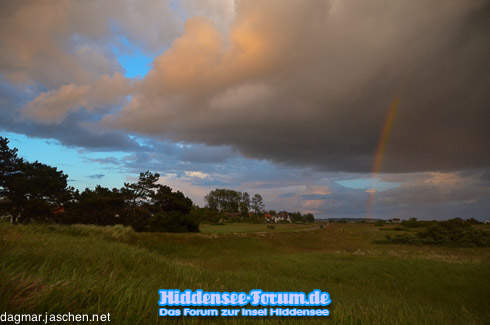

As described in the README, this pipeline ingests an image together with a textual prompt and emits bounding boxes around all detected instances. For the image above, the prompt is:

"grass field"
[1,221,489,324]
[199,222,314,234]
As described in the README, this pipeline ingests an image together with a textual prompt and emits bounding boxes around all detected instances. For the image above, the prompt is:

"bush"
[148,212,199,233]
[401,218,419,228]
[376,233,423,245]
[393,226,407,231]
[127,207,152,232]
[374,220,385,227]
[378,219,490,247]
[189,207,222,223]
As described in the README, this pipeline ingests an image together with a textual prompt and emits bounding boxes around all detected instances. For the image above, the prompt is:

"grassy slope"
[1,221,489,324]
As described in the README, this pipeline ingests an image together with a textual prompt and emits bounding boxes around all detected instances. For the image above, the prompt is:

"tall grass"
[1,221,489,324]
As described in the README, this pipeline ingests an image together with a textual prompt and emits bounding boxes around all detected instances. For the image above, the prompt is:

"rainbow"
[366,98,399,219]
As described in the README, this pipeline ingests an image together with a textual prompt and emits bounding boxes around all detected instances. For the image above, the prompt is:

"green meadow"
[1,221,489,324]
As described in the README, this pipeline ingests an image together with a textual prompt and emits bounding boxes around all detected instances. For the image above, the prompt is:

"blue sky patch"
[112,36,154,78]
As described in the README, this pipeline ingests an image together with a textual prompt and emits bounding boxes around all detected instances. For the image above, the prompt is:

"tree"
[189,206,222,223]
[240,192,250,217]
[0,137,19,217]
[204,190,218,211]
[1,137,199,232]
[123,170,160,208]
[205,189,237,213]
[66,186,126,225]
[252,194,264,214]
[290,211,303,223]
[0,137,72,223]
[0,136,21,179]
[120,170,159,228]
[304,213,315,223]
[151,185,193,215]
[146,186,196,232]
[122,174,197,232]
[401,217,419,228]
[19,161,72,223]
[149,211,199,233]
[204,189,254,217]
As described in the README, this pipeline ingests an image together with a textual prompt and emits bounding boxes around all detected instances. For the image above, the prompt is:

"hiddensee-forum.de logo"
[158,289,331,317]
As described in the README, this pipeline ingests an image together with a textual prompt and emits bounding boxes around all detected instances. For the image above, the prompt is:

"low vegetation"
[376,218,490,247]
[1,221,489,324]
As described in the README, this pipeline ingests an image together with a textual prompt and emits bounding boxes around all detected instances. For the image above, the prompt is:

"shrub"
[378,219,490,247]
[148,212,199,233]
[377,233,423,245]
[393,226,407,231]
[127,207,152,232]
[374,220,385,227]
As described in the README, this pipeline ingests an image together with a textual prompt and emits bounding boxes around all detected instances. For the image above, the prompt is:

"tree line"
[204,189,264,216]
[0,137,197,232]
[200,189,314,224]
[1,136,314,230]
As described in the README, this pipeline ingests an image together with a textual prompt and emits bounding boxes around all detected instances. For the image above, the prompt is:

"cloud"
[22,73,131,123]
[376,171,490,207]
[96,0,490,173]
[0,0,179,88]
[0,0,185,155]
[14,1,490,173]
[177,0,236,34]
[88,174,105,180]
[1,1,489,220]
[292,171,490,219]
[184,171,209,179]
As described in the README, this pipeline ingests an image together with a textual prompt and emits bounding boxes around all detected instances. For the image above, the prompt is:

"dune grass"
[1,221,489,324]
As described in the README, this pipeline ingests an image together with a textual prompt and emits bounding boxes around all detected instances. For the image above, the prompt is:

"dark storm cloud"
[13,1,490,173]
[1,112,144,153]
[95,0,489,173]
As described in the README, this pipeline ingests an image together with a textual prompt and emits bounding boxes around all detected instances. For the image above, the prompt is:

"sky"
[1,0,489,220]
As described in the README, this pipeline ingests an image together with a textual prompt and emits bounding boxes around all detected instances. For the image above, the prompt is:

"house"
[263,212,292,224]
[264,213,274,223]
[274,211,292,224]
[484,220,489,225]
[52,206,65,215]
[392,217,400,224]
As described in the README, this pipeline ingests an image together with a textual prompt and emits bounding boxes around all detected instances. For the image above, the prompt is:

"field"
[1,221,489,324]
[199,222,315,234]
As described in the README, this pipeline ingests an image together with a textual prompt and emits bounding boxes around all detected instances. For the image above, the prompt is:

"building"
[275,211,292,223]
[264,213,274,223]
